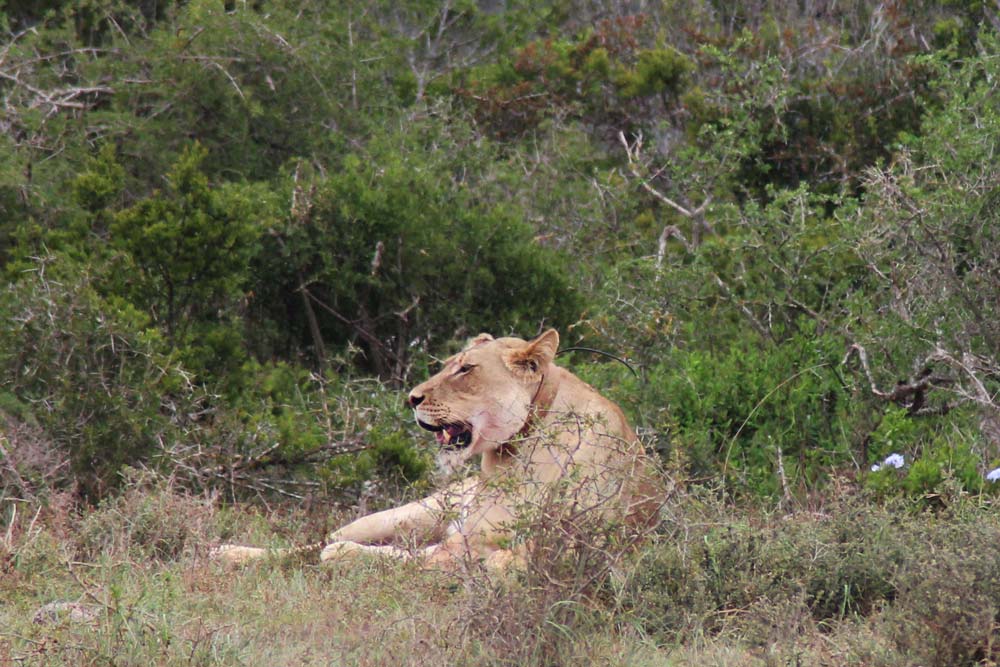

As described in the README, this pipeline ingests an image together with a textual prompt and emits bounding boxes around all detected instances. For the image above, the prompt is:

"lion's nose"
[408,391,425,409]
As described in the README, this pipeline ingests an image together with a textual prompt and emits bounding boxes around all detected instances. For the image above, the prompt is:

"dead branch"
[0,69,114,115]
[207,60,246,102]
[197,437,372,479]
[619,138,766,338]
[395,294,420,322]
[619,131,702,218]
[370,240,385,276]
[618,130,713,268]
[926,347,997,410]
[841,343,888,398]
[656,224,692,268]
[842,343,960,415]
[712,274,772,341]
[298,286,404,379]
[282,170,327,370]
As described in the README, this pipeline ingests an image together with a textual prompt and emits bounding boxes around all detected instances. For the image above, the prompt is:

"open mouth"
[417,419,473,451]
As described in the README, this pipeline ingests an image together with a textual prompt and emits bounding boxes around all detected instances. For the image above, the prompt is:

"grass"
[3,473,1000,666]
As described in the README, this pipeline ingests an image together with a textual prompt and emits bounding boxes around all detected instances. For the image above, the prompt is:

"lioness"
[215,329,657,570]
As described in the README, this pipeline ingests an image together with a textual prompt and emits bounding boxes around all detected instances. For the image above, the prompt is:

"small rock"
[32,601,100,625]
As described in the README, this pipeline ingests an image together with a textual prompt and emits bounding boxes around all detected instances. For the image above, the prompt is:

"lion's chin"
[435,445,475,475]
[434,425,486,474]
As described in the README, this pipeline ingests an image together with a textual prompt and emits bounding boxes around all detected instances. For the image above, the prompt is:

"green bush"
[614,47,692,100]
[249,120,582,380]
[865,416,985,500]
[583,310,856,498]
[110,143,262,382]
[0,256,192,498]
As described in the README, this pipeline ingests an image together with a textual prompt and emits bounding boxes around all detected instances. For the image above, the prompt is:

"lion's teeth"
[443,429,452,444]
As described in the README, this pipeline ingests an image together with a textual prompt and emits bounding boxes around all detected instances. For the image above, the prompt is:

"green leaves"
[0,256,186,499]
[614,47,692,99]
[110,143,261,376]
[3,1,1000,506]
[251,120,581,380]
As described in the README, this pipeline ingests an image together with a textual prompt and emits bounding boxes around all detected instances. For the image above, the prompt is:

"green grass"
[4,475,1000,666]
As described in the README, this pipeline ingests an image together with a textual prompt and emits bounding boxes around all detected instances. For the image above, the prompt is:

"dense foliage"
[1,0,999,509]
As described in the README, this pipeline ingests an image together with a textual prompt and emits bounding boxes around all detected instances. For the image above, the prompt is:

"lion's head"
[408,329,560,465]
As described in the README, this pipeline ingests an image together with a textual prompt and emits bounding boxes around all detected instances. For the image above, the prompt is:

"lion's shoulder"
[548,367,634,440]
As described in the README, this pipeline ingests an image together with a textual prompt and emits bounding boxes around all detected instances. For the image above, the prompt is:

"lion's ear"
[504,329,559,375]
[467,333,494,348]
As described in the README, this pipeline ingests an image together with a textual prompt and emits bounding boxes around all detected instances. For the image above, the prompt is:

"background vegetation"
[3,1,1000,664]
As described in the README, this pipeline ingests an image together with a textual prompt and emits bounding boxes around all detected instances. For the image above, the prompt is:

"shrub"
[614,47,692,100]
[884,520,1000,666]
[110,143,262,383]
[456,445,665,667]
[0,256,193,499]
[851,38,1000,445]
[248,120,582,381]
[0,403,65,502]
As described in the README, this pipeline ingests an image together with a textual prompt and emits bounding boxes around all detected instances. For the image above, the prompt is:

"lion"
[214,329,659,571]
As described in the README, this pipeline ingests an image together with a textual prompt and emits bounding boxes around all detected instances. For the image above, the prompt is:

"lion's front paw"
[484,548,525,573]
[211,544,269,566]
[319,540,365,563]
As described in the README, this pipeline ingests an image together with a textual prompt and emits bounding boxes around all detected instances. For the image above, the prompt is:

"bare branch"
[618,131,694,217]
[841,343,885,398]
[656,224,691,269]
[713,273,772,341]
[618,130,714,254]
[208,60,246,102]
[370,240,385,276]
[842,343,969,414]
[927,347,997,410]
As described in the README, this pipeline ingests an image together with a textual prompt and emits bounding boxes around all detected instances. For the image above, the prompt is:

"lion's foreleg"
[327,496,446,545]
[483,545,527,572]
[319,540,425,563]
[211,541,324,566]
[321,533,479,571]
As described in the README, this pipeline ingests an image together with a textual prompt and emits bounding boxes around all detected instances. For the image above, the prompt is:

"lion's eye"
[457,364,475,375]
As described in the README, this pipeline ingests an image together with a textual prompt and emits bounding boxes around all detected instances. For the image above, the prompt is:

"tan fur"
[213,329,659,571]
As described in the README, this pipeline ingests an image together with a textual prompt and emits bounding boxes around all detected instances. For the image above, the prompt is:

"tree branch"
[618,131,695,217]
[842,343,961,414]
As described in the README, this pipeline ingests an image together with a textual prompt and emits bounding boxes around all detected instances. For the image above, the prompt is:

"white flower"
[871,453,905,472]
[986,467,1000,482]
[883,453,905,469]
